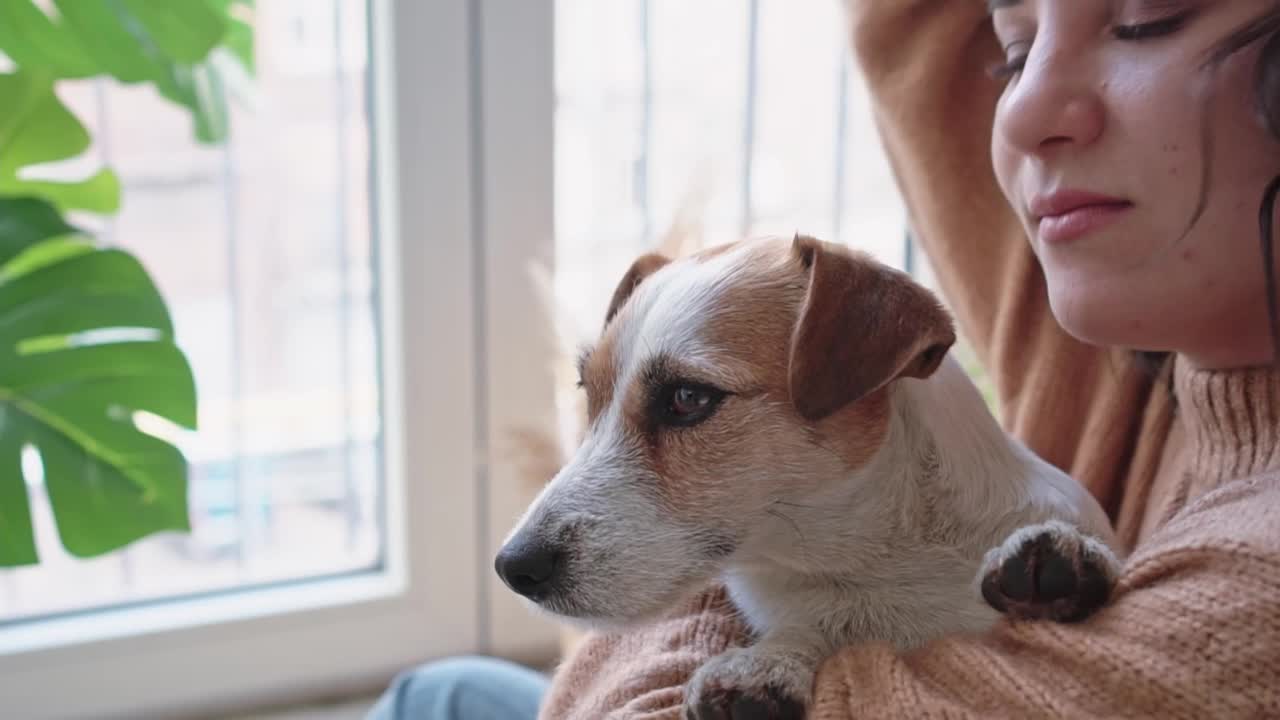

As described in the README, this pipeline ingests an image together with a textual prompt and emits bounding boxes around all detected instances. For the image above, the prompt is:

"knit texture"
[1177,360,1280,487]
[537,2,1280,717]
[538,589,750,719]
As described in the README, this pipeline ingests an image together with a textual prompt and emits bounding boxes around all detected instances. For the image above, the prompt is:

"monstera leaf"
[0,198,196,566]
[0,0,248,566]
[0,71,121,213]
[0,196,77,266]
[0,0,253,143]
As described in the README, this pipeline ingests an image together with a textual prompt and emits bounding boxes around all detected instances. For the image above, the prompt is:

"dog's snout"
[494,540,564,600]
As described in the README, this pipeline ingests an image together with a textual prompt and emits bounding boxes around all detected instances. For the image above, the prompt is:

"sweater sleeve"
[810,474,1280,720]
[847,0,1165,518]
[537,588,751,720]
[539,476,1280,719]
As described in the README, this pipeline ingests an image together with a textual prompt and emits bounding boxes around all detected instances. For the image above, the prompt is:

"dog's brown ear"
[788,234,956,421]
[604,252,670,328]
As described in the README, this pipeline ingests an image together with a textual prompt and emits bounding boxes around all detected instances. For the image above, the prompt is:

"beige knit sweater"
[538,2,1280,718]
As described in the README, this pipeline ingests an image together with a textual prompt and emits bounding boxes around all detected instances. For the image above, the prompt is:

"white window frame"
[0,0,560,717]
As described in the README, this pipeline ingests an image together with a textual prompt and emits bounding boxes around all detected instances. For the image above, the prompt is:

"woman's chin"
[1046,281,1171,352]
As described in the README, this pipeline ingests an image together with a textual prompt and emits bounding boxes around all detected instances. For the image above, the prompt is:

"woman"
[538,0,1280,717]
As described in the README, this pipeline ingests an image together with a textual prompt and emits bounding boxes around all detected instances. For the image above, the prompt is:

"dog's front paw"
[980,520,1120,623]
[684,647,810,720]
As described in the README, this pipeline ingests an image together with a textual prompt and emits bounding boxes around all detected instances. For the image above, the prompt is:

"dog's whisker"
[766,506,806,549]
[811,437,850,465]
[773,500,825,511]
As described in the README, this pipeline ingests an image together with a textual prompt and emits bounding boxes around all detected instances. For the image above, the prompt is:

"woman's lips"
[1030,190,1133,245]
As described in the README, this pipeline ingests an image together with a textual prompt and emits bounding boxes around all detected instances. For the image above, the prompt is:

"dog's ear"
[604,252,670,329]
[788,234,956,421]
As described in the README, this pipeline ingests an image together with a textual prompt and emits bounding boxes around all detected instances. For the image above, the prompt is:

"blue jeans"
[366,655,549,720]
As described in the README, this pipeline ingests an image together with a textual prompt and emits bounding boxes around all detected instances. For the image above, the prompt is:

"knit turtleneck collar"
[1174,356,1280,489]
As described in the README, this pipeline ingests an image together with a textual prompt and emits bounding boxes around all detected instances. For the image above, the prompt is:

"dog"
[496,234,1121,719]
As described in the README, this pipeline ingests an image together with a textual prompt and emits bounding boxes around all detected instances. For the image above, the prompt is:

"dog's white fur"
[501,236,1119,712]
[725,355,1113,642]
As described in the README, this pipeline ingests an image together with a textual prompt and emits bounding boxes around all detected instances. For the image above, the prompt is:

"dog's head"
[495,235,955,625]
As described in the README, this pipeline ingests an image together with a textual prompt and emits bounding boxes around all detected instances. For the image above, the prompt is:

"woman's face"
[990,0,1280,368]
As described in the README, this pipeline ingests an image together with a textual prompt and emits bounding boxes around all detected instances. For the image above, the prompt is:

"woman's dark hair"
[1216,6,1280,365]
[1139,6,1280,378]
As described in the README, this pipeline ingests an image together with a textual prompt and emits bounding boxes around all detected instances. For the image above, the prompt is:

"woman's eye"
[990,52,1029,81]
[655,383,727,428]
[1113,10,1194,41]
[987,36,1031,82]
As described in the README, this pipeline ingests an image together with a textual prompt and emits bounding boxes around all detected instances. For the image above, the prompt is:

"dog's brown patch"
[693,240,897,471]
[619,244,799,515]
[690,241,740,263]
[789,235,956,421]
[811,386,892,469]
[586,252,673,423]
[604,252,670,328]
[587,237,950,530]
[578,345,614,424]
[626,239,898,514]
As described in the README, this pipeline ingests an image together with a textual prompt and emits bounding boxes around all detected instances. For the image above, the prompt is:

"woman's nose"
[996,46,1105,158]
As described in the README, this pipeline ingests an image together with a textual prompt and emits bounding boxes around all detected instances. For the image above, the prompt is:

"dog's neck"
[736,357,1037,575]
[891,357,1038,528]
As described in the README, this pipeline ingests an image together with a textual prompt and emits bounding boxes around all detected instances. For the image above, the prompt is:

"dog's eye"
[656,383,726,428]
[673,387,709,415]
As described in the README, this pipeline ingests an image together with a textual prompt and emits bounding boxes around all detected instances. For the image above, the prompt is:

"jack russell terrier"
[497,235,1121,719]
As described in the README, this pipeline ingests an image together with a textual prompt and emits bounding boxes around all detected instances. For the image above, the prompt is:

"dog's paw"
[684,647,810,720]
[979,520,1120,623]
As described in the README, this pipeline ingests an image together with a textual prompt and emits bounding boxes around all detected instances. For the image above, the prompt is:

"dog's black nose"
[494,541,563,599]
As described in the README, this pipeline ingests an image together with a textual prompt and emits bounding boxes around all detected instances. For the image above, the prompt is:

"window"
[2,2,987,716]
[553,1,993,418]
[554,0,910,342]
[1,0,381,626]
[551,0,918,390]
[1,2,521,717]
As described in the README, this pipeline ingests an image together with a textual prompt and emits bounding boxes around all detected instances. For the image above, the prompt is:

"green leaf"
[0,428,37,566]
[50,0,164,84]
[2,0,230,75]
[0,240,174,341]
[223,17,254,72]
[0,0,99,78]
[0,238,196,564]
[0,1,253,145]
[38,420,189,557]
[3,172,122,215]
[154,62,230,143]
[0,72,121,213]
[0,233,93,281]
[100,1,249,144]
[207,0,255,71]
[120,0,227,64]
[0,196,79,266]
